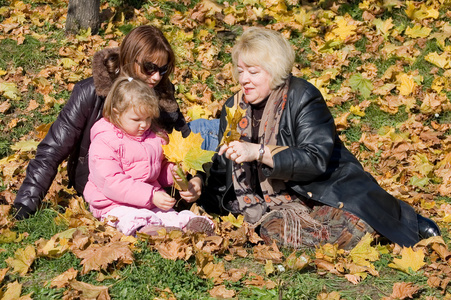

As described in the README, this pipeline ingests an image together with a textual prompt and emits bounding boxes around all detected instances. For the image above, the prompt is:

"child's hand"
[179,176,202,203]
[153,191,176,211]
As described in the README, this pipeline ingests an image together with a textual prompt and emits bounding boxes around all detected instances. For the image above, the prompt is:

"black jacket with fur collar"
[14,48,189,216]
[200,75,420,247]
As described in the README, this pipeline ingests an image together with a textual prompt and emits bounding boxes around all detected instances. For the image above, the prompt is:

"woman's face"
[134,52,168,88]
[237,59,272,104]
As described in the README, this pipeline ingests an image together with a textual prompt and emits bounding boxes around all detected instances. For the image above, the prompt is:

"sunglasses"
[139,61,169,76]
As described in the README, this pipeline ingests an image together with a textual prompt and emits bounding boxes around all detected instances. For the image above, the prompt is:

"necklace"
[252,115,261,127]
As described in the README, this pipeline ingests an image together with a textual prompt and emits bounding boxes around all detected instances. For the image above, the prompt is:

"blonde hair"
[103,76,160,132]
[231,27,295,89]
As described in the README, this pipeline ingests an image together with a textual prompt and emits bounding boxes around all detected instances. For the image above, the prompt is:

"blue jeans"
[188,118,220,151]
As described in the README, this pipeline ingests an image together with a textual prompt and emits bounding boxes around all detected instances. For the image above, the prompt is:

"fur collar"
[92,47,119,98]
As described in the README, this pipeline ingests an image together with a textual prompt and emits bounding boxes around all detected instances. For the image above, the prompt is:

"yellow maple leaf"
[162,130,215,177]
[350,105,365,117]
[315,243,344,263]
[2,281,33,300]
[373,18,394,37]
[332,16,357,41]
[10,140,39,153]
[264,259,275,275]
[5,245,36,276]
[405,24,432,38]
[388,247,425,273]
[59,58,78,69]
[425,52,450,69]
[397,73,416,96]
[431,76,446,93]
[187,104,212,120]
[220,103,247,146]
[405,2,439,21]
[0,82,21,100]
[221,213,244,228]
[349,233,380,268]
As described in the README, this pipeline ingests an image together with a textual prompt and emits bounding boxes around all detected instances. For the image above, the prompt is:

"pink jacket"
[83,118,174,218]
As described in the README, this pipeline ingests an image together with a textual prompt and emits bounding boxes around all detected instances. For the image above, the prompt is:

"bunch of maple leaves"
[1,0,451,299]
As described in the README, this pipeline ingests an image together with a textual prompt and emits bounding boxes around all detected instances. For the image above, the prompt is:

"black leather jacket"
[200,76,420,247]
[14,48,189,215]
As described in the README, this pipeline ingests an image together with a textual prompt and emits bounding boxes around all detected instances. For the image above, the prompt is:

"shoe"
[185,217,215,236]
[138,225,182,236]
[417,214,441,240]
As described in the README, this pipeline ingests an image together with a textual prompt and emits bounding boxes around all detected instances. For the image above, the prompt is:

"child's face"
[118,108,152,137]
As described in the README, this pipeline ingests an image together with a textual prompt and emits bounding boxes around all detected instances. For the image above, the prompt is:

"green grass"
[363,103,409,130]
[0,37,60,72]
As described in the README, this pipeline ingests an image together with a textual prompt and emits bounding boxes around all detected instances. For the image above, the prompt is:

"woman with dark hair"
[14,25,218,219]
[199,27,440,249]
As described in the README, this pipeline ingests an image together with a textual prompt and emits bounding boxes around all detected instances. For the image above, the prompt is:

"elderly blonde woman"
[199,27,440,249]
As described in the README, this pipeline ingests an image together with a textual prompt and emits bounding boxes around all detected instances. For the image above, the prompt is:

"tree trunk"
[65,0,100,34]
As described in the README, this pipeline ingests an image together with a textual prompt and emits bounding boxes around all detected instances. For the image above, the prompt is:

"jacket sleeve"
[263,79,336,182]
[14,79,97,216]
[88,136,157,209]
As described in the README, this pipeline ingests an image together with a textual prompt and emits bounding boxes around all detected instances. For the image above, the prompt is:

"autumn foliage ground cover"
[1,0,451,299]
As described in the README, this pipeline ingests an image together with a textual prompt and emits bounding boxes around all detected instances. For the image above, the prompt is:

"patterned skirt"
[259,200,374,250]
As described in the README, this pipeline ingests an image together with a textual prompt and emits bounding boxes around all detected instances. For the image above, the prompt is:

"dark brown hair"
[119,25,175,100]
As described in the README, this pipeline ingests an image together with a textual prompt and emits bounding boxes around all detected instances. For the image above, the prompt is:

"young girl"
[83,76,214,236]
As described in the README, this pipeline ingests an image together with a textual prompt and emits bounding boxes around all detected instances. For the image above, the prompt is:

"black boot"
[417,214,441,240]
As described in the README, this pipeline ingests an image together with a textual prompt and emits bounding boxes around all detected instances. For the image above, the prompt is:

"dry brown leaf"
[0,100,11,113]
[0,268,9,284]
[209,285,236,299]
[389,282,419,299]
[284,251,310,271]
[195,251,225,281]
[253,241,283,263]
[243,272,276,289]
[156,238,192,261]
[73,241,134,274]
[317,291,342,300]
[220,268,247,282]
[69,280,111,300]
[49,268,78,288]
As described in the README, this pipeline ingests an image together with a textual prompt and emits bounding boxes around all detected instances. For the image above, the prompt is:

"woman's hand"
[219,141,273,167]
[172,165,202,203]
[179,176,202,203]
[153,191,176,211]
